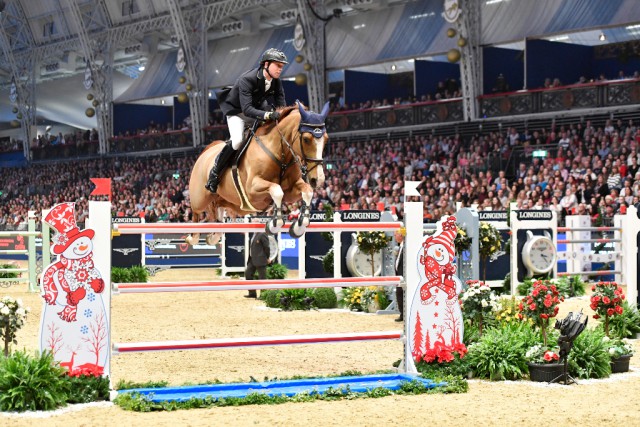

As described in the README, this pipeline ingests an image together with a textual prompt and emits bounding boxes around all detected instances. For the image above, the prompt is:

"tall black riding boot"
[205,141,236,193]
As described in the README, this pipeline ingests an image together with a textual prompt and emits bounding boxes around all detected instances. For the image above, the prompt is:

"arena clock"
[346,233,382,277]
[521,230,557,277]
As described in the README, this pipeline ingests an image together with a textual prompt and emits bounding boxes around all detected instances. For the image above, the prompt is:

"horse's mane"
[255,105,298,136]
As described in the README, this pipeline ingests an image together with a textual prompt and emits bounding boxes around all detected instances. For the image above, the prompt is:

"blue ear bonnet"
[300,112,326,138]
[298,101,330,139]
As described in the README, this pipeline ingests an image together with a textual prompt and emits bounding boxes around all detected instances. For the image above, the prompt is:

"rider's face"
[265,61,285,79]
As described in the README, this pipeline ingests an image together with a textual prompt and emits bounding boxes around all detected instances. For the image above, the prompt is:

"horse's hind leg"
[186,212,201,246]
[205,207,224,246]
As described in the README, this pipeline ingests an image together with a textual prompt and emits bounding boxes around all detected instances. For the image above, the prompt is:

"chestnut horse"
[187,101,329,246]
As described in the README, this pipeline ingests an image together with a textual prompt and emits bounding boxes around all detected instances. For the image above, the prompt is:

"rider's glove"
[264,111,281,121]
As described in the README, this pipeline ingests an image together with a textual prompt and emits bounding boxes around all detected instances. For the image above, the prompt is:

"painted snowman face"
[427,243,450,265]
[63,236,93,259]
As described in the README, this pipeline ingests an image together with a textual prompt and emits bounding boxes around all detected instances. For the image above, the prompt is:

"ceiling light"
[161,99,165,105]
[138,65,145,71]
[599,32,606,41]
[391,64,397,71]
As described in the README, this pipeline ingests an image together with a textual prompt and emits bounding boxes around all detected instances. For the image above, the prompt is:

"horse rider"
[206,48,289,194]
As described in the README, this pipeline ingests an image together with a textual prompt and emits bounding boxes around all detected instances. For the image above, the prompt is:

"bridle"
[255,112,325,184]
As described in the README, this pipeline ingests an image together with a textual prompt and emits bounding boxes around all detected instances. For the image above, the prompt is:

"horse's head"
[296,101,330,189]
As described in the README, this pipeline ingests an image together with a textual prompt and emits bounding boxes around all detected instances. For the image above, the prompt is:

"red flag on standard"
[90,178,111,200]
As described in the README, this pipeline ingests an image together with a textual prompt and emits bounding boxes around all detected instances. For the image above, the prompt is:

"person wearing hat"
[206,48,289,194]
[394,227,405,322]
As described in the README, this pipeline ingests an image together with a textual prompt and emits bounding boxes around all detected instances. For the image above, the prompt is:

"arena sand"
[2,265,640,427]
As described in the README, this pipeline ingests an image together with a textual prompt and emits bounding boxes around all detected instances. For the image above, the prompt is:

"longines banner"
[112,217,142,268]
[308,210,382,222]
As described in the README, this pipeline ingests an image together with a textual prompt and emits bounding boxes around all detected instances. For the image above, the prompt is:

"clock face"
[347,245,383,277]
[524,237,556,274]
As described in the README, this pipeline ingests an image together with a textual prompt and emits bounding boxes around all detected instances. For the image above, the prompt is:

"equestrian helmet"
[260,48,288,65]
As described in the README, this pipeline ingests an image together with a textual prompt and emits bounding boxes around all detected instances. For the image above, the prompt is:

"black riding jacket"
[218,67,286,120]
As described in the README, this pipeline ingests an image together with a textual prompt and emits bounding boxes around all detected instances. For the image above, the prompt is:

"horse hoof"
[206,233,221,246]
[265,219,282,235]
[185,235,195,246]
[289,221,306,238]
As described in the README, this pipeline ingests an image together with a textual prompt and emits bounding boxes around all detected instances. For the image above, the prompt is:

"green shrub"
[112,265,148,283]
[313,288,337,309]
[567,328,611,379]
[465,322,533,381]
[604,301,640,339]
[278,288,314,311]
[111,267,132,283]
[0,350,69,412]
[66,372,111,404]
[128,265,149,283]
[0,263,19,279]
[266,263,288,279]
[261,290,281,308]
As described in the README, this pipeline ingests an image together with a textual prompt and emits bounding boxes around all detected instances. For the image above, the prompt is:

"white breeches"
[227,114,253,150]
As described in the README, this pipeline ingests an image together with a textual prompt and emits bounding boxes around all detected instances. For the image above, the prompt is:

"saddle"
[230,122,260,212]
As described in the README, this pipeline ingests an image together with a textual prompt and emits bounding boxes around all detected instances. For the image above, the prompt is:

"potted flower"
[0,296,30,357]
[356,231,392,277]
[459,280,501,335]
[478,221,502,281]
[518,280,564,347]
[603,336,635,373]
[454,224,472,255]
[525,344,563,382]
[589,281,625,337]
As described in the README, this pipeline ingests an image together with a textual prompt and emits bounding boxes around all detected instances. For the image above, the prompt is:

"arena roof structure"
[0,0,640,131]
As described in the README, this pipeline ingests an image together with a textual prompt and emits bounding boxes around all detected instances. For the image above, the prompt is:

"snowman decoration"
[39,202,109,375]
[407,215,464,372]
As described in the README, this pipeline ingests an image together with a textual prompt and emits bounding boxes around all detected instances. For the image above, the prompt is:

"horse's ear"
[321,102,330,120]
[297,100,309,122]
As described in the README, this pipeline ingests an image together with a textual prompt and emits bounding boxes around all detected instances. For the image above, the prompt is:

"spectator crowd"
[1,113,640,230]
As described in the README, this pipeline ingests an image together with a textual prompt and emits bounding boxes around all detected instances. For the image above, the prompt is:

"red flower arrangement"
[589,281,625,337]
[416,341,468,364]
[518,280,564,346]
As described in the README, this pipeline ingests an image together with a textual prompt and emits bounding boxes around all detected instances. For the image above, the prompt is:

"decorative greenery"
[355,231,392,277]
[320,204,334,243]
[605,301,640,338]
[322,248,334,274]
[478,221,502,281]
[525,344,561,364]
[0,350,69,412]
[339,286,391,313]
[0,295,30,357]
[0,263,19,279]
[65,367,111,404]
[566,328,611,379]
[493,296,523,326]
[459,280,501,335]
[112,265,148,283]
[518,280,563,347]
[464,323,531,381]
[312,288,338,309]
[415,344,471,379]
[589,281,625,337]
[113,372,466,412]
[454,224,471,254]
[602,336,634,359]
[266,263,288,279]
[278,288,315,311]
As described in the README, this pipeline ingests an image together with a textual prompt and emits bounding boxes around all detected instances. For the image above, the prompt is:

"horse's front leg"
[249,178,285,235]
[288,179,313,238]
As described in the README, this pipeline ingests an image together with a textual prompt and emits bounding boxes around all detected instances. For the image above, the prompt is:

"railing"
[479,78,640,118]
